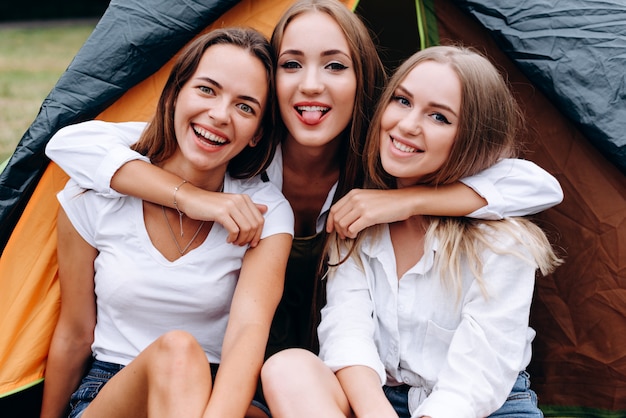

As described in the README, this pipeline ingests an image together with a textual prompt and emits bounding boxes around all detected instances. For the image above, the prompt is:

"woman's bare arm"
[202,233,292,417]
[328,183,486,238]
[40,209,98,418]
[112,160,268,246]
[328,158,563,238]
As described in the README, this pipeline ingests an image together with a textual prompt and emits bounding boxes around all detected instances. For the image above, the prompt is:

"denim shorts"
[382,384,411,418]
[67,359,270,418]
[382,371,543,418]
[68,359,124,418]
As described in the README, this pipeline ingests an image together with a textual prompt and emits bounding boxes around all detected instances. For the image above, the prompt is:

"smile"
[296,105,330,115]
[193,125,228,146]
[391,137,421,153]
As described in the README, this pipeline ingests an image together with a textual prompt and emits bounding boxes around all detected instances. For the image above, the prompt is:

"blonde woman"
[261,45,562,418]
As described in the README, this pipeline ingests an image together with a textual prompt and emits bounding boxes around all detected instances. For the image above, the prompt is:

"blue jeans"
[383,371,542,418]
[489,371,543,417]
[68,359,124,418]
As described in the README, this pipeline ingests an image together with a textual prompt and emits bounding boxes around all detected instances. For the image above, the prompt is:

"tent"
[0,0,624,416]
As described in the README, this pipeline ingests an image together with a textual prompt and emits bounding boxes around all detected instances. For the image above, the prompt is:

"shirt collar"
[361,225,439,276]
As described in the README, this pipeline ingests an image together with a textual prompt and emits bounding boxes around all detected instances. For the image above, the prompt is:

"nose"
[299,67,324,95]
[397,111,422,136]
[207,99,230,125]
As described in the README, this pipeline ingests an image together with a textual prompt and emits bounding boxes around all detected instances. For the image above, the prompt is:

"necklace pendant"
[162,205,205,256]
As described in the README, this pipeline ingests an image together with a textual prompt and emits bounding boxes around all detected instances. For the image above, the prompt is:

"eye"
[237,103,255,115]
[391,95,411,107]
[325,62,348,71]
[198,85,215,95]
[280,60,301,70]
[431,112,451,125]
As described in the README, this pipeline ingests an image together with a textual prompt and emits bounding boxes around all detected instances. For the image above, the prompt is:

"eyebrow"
[196,76,262,108]
[397,85,458,117]
[279,49,352,61]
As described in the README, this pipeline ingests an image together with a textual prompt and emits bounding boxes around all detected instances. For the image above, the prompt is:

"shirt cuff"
[414,390,473,418]
[94,148,150,198]
[460,176,505,220]
[321,339,386,385]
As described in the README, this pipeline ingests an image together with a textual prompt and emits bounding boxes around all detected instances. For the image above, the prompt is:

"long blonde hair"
[329,45,562,299]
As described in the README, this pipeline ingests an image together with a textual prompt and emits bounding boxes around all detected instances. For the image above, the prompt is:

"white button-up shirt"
[318,224,537,418]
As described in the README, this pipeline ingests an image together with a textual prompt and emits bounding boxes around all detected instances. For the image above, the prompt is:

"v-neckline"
[134,197,220,264]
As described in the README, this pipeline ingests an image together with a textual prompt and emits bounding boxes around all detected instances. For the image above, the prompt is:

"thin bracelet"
[173,180,187,236]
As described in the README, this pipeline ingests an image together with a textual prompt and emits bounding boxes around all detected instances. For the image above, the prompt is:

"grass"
[0,21,96,162]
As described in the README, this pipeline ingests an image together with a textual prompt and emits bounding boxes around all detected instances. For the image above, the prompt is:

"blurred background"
[0,0,109,162]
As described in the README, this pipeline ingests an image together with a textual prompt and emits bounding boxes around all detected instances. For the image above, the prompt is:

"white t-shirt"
[46,120,564,231]
[58,173,294,366]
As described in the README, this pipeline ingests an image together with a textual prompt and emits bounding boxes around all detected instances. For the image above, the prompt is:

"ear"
[249,129,263,147]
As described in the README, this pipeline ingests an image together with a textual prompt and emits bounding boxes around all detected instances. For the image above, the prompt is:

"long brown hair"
[132,27,277,179]
[271,0,386,197]
[271,0,387,350]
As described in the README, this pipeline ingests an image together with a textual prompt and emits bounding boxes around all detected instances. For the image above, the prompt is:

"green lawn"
[0,22,96,162]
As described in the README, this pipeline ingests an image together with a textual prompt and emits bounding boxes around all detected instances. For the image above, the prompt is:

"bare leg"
[261,348,353,418]
[83,330,213,418]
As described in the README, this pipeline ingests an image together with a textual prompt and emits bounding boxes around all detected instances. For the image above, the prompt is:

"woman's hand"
[177,186,267,247]
[110,160,268,247]
[327,184,487,238]
[327,189,415,239]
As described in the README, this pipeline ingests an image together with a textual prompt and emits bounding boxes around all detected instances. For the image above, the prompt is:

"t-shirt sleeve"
[56,179,99,247]
[248,180,294,239]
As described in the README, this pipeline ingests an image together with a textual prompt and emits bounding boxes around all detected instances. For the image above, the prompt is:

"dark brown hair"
[271,0,387,197]
[132,27,277,179]
[270,0,387,351]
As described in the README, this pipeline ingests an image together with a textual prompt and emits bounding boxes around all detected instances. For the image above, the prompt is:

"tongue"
[301,110,324,124]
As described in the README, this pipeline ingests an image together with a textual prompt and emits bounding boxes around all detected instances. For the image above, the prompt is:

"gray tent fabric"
[453,0,626,175]
[0,0,239,252]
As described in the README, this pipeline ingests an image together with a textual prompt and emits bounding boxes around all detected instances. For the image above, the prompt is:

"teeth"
[194,125,227,144]
[392,138,419,153]
[297,105,329,112]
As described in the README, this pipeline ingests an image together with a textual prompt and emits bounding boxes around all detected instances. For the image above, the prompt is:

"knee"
[156,330,201,353]
[262,349,347,415]
[261,348,318,390]
[153,330,207,371]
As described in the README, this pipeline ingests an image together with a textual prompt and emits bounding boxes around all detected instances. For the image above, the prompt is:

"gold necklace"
[161,205,205,255]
